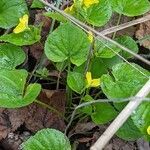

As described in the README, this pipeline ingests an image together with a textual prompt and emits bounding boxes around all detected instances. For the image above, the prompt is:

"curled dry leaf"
[136,13,150,49]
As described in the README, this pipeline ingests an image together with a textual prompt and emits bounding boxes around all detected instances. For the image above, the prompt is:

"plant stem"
[35,99,67,121]
[28,1,62,82]
[112,14,122,39]
[91,79,150,150]
[56,62,65,90]
[66,61,72,107]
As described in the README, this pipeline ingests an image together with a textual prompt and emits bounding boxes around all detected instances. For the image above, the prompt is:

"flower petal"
[86,72,92,86]
[91,79,100,87]
[147,126,150,135]
[13,14,29,34]
[83,0,99,8]
[88,31,94,43]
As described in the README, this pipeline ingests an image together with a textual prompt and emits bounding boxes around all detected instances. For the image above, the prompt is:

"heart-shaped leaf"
[0,69,41,108]
[22,128,71,150]
[111,0,150,16]
[67,71,85,94]
[95,38,121,58]
[0,43,26,70]
[0,26,41,46]
[116,118,143,141]
[82,0,112,26]
[95,36,138,58]
[132,102,150,141]
[91,103,118,124]
[101,62,149,140]
[0,0,28,29]
[116,35,139,59]
[101,63,149,98]
[45,23,90,66]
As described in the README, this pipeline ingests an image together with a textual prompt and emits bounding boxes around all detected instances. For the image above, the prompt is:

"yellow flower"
[13,14,29,34]
[147,126,150,135]
[86,72,100,87]
[88,31,94,43]
[64,4,76,15]
[83,0,99,8]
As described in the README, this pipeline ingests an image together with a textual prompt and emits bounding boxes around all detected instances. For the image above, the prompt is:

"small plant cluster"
[0,0,150,149]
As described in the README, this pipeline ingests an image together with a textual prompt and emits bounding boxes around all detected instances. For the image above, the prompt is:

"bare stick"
[90,79,150,150]
[100,15,150,35]
[39,0,150,66]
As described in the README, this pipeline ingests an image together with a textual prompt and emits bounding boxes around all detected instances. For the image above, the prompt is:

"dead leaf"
[25,89,66,132]
[0,90,66,141]
[0,108,27,140]
[74,122,97,133]
[29,43,43,61]
[136,19,150,49]
[78,137,94,143]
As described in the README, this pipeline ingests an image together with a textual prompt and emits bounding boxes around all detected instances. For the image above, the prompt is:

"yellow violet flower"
[88,31,94,43]
[64,4,75,13]
[147,126,150,135]
[86,72,100,87]
[83,0,99,8]
[13,14,29,34]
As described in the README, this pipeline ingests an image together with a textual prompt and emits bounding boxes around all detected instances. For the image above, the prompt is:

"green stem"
[35,99,67,121]
[94,90,102,99]
[112,14,122,39]
[28,1,62,82]
[66,61,72,107]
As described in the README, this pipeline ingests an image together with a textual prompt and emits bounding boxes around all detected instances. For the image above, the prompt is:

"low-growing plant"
[0,0,150,149]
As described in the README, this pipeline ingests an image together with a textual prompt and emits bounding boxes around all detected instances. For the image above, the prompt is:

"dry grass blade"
[100,15,150,35]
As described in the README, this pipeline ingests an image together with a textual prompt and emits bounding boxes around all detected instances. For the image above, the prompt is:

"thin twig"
[65,97,150,134]
[112,14,122,39]
[39,0,150,66]
[91,79,150,150]
[100,14,150,35]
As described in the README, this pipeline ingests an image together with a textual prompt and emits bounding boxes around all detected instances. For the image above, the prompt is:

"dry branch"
[100,15,150,35]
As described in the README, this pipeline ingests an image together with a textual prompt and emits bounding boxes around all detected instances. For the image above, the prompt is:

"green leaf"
[101,63,149,99]
[0,0,28,29]
[0,26,41,46]
[95,38,121,58]
[0,69,41,108]
[111,0,150,16]
[84,0,112,26]
[95,35,138,58]
[132,102,150,141]
[75,0,112,26]
[22,128,71,150]
[79,95,94,115]
[0,43,26,70]
[90,58,108,78]
[67,71,85,94]
[91,103,118,124]
[45,23,90,66]
[101,62,149,140]
[44,12,67,23]
[116,36,139,59]
[31,0,45,8]
[116,118,142,141]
